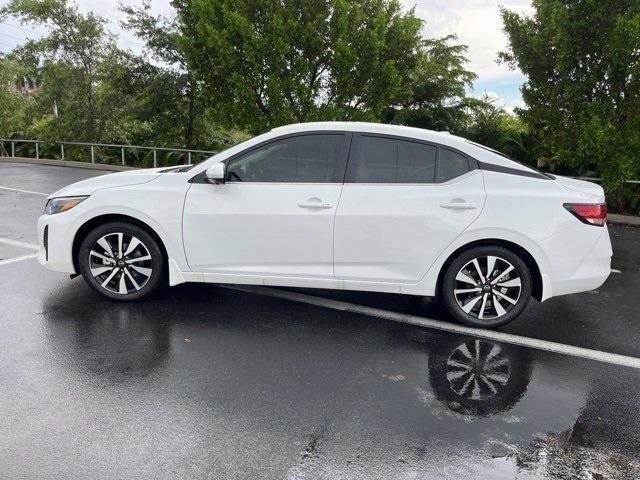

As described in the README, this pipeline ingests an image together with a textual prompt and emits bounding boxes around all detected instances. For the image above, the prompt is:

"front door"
[183,132,349,278]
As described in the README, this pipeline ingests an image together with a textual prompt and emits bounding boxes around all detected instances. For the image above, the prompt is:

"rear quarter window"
[437,149,470,182]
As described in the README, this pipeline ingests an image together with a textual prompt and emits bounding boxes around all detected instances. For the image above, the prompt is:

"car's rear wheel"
[78,222,164,301]
[441,246,532,328]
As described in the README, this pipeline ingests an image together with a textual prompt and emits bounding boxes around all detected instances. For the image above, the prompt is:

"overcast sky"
[0,0,532,110]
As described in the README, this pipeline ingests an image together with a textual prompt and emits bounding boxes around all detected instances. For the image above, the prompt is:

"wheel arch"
[72,214,169,274]
[436,238,544,302]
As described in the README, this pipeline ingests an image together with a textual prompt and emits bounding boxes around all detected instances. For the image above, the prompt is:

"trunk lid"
[554,175,605,202]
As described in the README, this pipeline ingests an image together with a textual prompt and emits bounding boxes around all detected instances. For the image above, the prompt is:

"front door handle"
[440,200,477,210]
[298,199,332,209]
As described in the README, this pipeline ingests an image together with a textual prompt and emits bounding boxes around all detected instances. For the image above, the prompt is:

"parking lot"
[1,161,640,479]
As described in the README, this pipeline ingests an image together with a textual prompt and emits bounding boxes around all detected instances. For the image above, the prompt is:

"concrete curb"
[2,156,640,227]
[608,214,640,227]
[0,156,135,172]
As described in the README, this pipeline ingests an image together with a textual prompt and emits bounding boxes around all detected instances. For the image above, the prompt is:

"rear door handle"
[440,201,477,210]
[298,200,332,209]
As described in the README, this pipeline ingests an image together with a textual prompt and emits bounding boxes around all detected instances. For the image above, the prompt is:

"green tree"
[1,0,117,142]
[121,0,207,148]
[500,0,640,210]
[1,0,247,162]
[0,57,31,139]
[461,94,539,166]
[387,35,479,132]
[173,0,424,133]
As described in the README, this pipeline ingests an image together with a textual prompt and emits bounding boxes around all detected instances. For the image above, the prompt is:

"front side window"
[225,134,345,183]
[349,136,437,183]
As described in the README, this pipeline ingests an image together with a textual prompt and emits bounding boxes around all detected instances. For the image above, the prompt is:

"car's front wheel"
[441,246,532,328]
[78,221,164,301]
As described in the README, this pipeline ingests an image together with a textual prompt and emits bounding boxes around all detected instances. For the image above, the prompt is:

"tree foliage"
[121,0,209,148]
[0,57,31,139]
[174,0,426,133]
[1,0,115,141]
[461,94,539,167]
[0,0,548,191]
[500,0,640,208]
[387,35,479,132]
[1,0,488,153]
[0,0,245,154]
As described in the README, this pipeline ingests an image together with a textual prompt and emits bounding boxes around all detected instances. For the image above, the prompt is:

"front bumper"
[37,214,77,274]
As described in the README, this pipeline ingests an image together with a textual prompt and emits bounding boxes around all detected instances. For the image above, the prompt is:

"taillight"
[563,203,607,226]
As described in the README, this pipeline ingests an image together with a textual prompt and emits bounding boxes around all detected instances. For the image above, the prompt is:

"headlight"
[44,196,89,215]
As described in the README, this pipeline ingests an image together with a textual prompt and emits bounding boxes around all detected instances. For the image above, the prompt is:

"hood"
[554,175,605,201]
[48,167,166,198]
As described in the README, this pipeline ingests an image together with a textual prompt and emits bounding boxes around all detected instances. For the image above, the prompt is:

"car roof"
[271,121,460,146]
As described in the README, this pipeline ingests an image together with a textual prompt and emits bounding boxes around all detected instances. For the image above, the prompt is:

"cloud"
[73,0,175,54]
[402,0,533,104]
[471,90,525,114]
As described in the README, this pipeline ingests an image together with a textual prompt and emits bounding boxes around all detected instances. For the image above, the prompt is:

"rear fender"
[415,228,552,300]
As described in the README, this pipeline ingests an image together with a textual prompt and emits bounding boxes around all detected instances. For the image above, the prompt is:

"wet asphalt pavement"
[1,162,640,479]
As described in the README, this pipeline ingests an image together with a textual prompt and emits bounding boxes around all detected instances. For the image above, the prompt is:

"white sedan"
[37,122,612,328]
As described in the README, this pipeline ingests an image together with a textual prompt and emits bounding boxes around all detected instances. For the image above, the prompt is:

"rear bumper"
[550,260,611,298]
[544,224,612,299]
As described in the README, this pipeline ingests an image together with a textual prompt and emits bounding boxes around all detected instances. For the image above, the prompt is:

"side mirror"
[205,163,225,183]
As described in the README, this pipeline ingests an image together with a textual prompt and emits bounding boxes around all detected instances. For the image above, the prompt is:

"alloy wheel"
[453,255,522,320]
[88,232,153,295]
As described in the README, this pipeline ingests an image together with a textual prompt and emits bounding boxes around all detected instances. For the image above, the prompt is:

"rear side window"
[437,148,470,183]
[349,136,437,183]
[225,134,345,183]
[397,141,437,183]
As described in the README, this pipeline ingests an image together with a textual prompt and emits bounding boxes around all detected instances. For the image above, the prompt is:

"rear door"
[333,134,485,283]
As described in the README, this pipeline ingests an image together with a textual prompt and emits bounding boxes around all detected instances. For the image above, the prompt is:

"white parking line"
[224,285,640,370]
[0,253,38,266]
[0,237,39,251]
[0,185,49,196]
[611,269,622,274]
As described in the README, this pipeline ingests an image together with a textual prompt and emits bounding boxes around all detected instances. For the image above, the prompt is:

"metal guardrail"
[1,138,638,183]
[0,138,217,168]
[574,176,640,185]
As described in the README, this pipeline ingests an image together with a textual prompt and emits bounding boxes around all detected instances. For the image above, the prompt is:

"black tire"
[441,246,532,328]
[78,221,165,301]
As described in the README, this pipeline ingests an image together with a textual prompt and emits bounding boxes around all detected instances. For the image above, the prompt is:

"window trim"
[190,131,352,184]
[466,140,553,180]
[344,133,477,185]
[190,129,552,185]
[477,160,552,180]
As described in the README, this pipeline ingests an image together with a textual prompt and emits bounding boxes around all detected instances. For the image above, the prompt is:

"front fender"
[68,187,190,272]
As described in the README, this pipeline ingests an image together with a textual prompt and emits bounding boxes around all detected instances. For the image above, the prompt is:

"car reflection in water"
[428,337,532,417]
[43,297,171,383]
